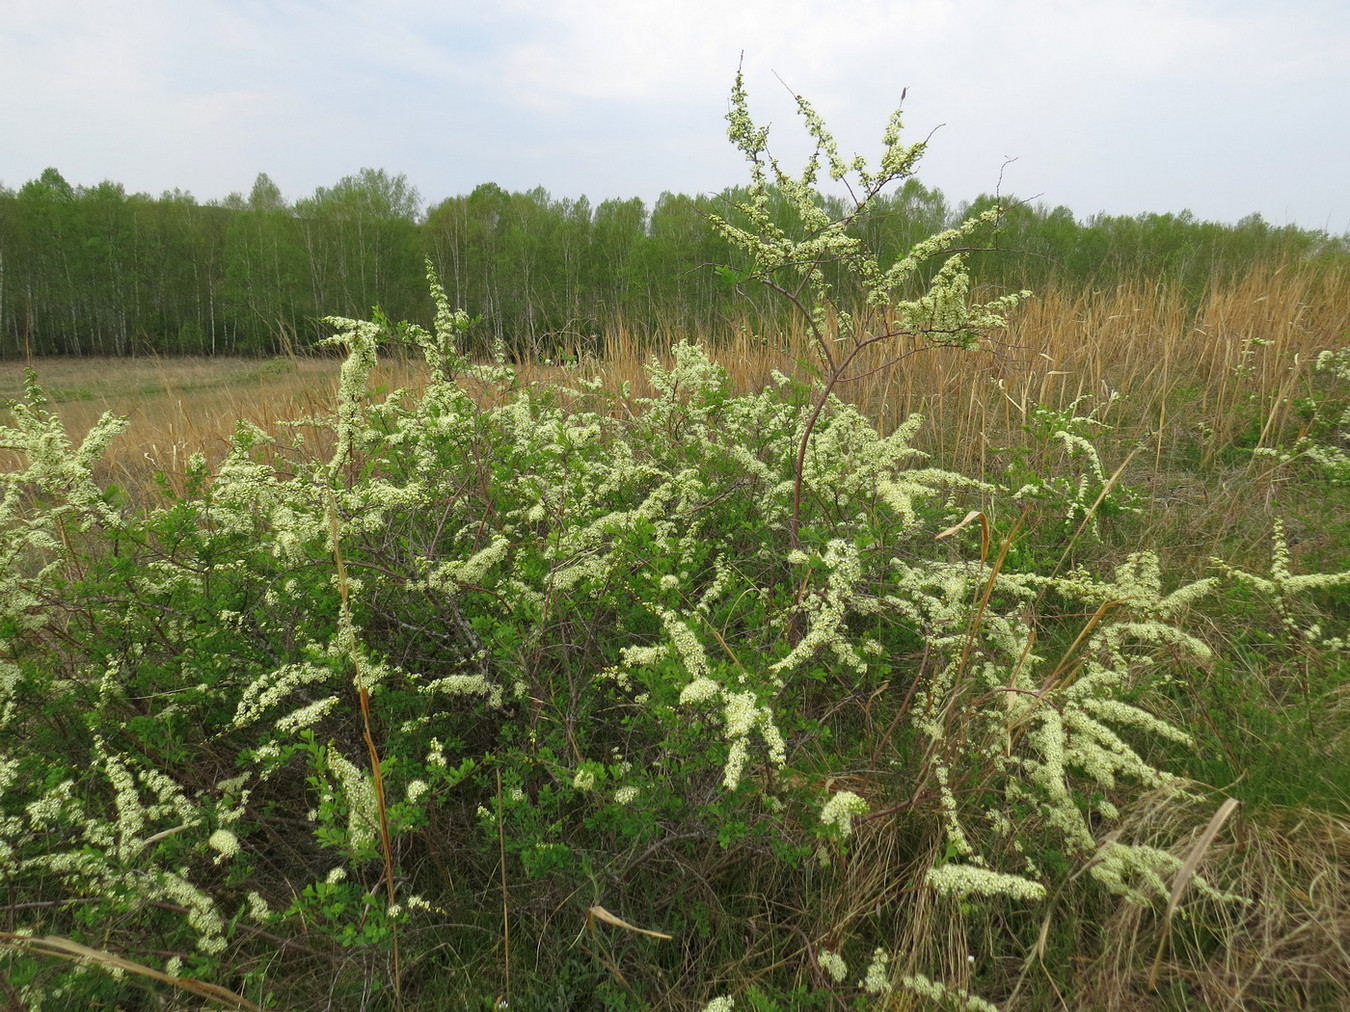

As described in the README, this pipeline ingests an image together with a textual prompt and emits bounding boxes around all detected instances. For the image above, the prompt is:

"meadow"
[9,263,1348,574]
[1,81,1348,1011]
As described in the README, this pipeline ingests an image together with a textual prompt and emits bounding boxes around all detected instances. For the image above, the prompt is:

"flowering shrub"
[1255,345,1350,482]
[1,300,1309,1008]
[0,75,1344,1012]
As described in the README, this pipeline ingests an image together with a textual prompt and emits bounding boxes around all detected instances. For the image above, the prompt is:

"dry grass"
[0,933,262,1011]
[6,263,1345,508]
[1082,795,1350,1012]
[562,263,1350,469]
[560,261,1349,571]
[0,353,427,498]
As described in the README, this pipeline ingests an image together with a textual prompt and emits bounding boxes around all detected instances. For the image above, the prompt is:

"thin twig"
[496,767,512,1008]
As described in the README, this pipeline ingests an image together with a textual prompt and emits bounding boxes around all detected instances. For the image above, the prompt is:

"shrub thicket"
[1,73,1347,1012]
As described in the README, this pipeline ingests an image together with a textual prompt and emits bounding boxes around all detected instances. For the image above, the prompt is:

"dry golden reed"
[5,261,1346,515]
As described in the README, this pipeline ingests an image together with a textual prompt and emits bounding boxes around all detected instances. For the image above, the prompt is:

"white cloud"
[0,0,1345,226]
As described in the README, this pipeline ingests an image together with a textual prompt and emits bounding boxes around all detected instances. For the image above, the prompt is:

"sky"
[2,0,1347,232]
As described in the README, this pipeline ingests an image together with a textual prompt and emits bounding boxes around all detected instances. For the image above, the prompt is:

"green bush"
[2,76,1346,1012]
[0,300,1310,1009]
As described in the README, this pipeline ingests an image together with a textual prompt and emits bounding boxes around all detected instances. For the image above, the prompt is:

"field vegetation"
[1,75,1348,1011]
[2,131,1347,362]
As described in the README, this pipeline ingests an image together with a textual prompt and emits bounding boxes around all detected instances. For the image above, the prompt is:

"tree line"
[0,166,1345,358]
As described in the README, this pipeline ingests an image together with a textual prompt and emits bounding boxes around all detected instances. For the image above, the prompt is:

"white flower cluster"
[817,948,848,983]
[661,609,709,680]
[232,660,334,729]
[275,696,341,734]
[320,314,382,477]
[0,659,19,729]
[572,768,597,792]
[927,863,1047,902]
[721,689,787,790]
[770,539,866,678]
[900,972,1001,1012]
[715,65,1029,358]
[1211,520,1350,647]
[423,534,511,590]
[896,531,1232,904]
[679,677,721,706]
[1254,348,1350,481]
[596,641,669,693]
[860,947,891,994]
[412,258,474,380]
[326,748,378,853]
[160,870,227,954]
[818,790,869,837]
[207,829,240,860]
[679,673,786,790]
[422,672,504,709]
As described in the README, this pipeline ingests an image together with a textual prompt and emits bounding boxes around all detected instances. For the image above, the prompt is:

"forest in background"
[2,166,1348,359]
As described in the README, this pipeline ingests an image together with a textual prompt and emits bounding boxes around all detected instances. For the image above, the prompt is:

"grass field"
[8,263,1347,570]
[2,263,1348,1010]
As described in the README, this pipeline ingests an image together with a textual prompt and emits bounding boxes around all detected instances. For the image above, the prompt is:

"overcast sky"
[2,0,1346,231]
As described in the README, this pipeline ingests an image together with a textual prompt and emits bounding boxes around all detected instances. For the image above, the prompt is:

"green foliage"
[0,77,1346,1012]
[1253,346,1350,483]
[3,290,1344,1005]
[2,161,1346,359]
[998,396,1141,555]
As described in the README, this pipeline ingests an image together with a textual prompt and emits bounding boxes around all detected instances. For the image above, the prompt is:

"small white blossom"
[327,749,377,852]
[861,947,892,993]
[927,863,1047,901]
[572,768,596,792]
[207,829,240,860]
[679,677,721,706]
[900,973,1000,1012]
[819,790,869,837]
[818,948,848,983]
[275,695,340,733]
[246,891,271,921]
